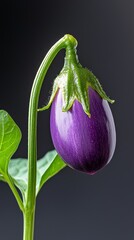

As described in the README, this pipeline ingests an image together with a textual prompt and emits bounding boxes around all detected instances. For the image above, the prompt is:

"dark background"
[0,0,134,239]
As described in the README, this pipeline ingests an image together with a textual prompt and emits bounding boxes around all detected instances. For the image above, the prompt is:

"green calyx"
[38,45,114,117]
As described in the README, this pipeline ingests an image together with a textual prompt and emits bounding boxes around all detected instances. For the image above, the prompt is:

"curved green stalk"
[23,34,77,240]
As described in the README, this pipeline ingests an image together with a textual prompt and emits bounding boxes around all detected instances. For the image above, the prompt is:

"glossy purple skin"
[50,87,116,174]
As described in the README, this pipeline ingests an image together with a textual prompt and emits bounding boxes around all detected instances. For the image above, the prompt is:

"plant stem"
[23,34,77,240]
[23,209,35,240]
[4,174,24,212]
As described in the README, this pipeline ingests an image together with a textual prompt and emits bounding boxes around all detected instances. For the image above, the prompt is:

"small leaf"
[37,150,66,193]
[8,158,28,200]
[0,110,22,174]
[8,150,66,198]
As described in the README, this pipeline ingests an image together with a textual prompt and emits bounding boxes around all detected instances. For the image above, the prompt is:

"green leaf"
[8,158,28,200]
[0,110,22,174]
[37,150,66,193]
[8,150,66,198]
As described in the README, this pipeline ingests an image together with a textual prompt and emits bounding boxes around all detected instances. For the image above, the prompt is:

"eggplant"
[50,86,116,174]
[39,47,116,174]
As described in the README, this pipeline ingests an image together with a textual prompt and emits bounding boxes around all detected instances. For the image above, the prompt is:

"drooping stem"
[23,34,77,240]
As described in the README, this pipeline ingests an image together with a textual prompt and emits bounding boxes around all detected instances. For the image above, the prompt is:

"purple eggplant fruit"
[39,46,116,174]
[50,87,116,174]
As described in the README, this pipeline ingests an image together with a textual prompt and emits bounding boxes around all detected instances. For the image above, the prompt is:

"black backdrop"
[1,0,134,239]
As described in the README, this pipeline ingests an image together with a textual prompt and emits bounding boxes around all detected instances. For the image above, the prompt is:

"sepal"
[38,51,114,116]
[87,69,115,104]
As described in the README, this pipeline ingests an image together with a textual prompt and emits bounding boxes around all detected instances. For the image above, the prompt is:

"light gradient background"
[1,0,134,239]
